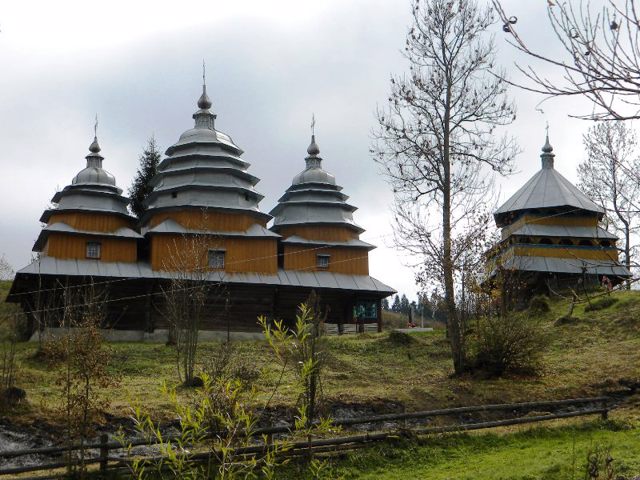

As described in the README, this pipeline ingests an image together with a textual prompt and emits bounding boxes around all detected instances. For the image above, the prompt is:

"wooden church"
[486,135,631,292]
[7,82,394,339]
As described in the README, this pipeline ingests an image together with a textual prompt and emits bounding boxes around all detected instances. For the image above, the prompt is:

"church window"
[86,242,101,259]
[208,249,225,269]
[317,254,330,269]
[354,301,377,319]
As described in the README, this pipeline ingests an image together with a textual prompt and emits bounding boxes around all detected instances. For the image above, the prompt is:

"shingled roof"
[494,136,603,226]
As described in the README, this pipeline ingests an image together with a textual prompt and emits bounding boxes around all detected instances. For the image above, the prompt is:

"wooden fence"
[0,396,614,479]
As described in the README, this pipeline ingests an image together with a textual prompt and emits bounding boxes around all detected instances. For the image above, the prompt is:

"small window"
[86,242,101,259]
[600,240,612,248]
[539,237,553,245]
[579,239,593,247]
[317,254,330,269]
[559,238,573,246]
[354,301,377,319]
[171,192,178,199]
[208,249,225,269]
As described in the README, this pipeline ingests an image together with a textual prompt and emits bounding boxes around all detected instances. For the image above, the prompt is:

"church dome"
[270,133,363,233]
[142,79,271,224]
[71,137,117,186]
[72,166,116,186]
[39,132,132,223]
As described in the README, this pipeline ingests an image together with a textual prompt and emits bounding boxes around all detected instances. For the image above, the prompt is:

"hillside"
[1,285,638,419]
[1,284,640,478]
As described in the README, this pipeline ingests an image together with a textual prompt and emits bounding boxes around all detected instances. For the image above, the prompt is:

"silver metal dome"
[143,82,271,224]
[38,133,134,227]
[71,137,117,186]
[270,134,363,233]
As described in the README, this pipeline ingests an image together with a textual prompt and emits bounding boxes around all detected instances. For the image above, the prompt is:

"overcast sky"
[0,0,604,300]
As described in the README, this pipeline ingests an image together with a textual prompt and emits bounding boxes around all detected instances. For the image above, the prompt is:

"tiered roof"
[142,82,273,236]
[269,135,369,247]
[34,136,140,251]
[494,136,604,227]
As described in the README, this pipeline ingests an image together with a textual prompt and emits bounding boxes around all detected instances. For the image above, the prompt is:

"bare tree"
[0,254,13,281]
[46,283,117,479]
[492,0,640,120]
[578,121,640,285]
[373,0,517,374]
[162,231,228,387]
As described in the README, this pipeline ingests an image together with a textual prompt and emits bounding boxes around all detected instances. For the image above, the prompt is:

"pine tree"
[400,294,410,315]
[382,298,390,311]
[129,136,162,218]
[391,295,401,313]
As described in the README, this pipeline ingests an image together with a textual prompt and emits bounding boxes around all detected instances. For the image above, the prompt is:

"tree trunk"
[442,82,464,375]
[625,227,631,290]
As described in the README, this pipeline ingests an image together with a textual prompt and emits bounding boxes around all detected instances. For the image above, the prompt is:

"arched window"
[579,239,593,247]
[558,238,573,246]
[600,240,612,248]
[539,237,553,245]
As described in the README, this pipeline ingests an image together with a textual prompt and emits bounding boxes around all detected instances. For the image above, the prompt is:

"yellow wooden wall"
[151,235,278,274]
[48,212,134,232]
[502,214,598,239]
[148,210,265,231]
[511,245,619,262]
[283,245,369,275]
[277,225,358,242]
[45,233,137,262]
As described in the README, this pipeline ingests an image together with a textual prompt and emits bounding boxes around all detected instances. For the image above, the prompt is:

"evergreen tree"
[391,295,401,313]
[382,298,390,311]
[129,136,162,218]
[400,294,410,315]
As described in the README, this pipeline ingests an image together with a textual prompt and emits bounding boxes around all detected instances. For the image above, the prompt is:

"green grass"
[315,418,640,480]
[2,284,640,477]
[3,287,640,421]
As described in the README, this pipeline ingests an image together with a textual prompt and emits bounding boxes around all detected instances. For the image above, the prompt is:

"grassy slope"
[2,284,640,477]
[328,417,640,480]
[4,288,640,419]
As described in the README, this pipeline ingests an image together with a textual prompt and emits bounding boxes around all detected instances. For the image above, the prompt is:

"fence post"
[99,433,109,476]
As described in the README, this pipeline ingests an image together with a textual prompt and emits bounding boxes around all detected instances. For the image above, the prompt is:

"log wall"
[45,234,138,262]
[147,210,265,230]
[283,245,369,275]
[150,235,278,273]
[48,212,134,232]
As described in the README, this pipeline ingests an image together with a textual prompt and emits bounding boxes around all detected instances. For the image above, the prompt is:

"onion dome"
[143,80,271,224]
[493,134,603,227]
[39,134,131,224]
[269,134,364,233]
[72,136,116,186]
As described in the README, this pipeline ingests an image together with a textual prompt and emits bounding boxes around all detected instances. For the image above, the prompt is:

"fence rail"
[0,396,615,478]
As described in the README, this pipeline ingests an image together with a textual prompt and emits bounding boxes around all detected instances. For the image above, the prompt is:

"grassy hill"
[1,283,639,478]
[1,285,638,418]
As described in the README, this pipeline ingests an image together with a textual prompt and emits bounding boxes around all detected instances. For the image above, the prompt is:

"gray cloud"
[0,0,605,300]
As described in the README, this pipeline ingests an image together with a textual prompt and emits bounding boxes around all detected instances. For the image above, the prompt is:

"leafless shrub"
[46,284,118,478]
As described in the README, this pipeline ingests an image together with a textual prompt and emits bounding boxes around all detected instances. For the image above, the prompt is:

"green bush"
[528,295,550,314]
[584,297,618,312]
[470,315,547,376]
[388,330,416,346]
